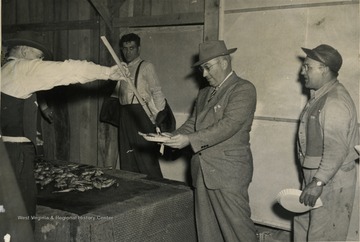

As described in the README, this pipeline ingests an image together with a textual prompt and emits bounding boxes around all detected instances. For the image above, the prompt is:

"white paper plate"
[139,132,170,143]
[276,188,323,213]
[354,145,360,155]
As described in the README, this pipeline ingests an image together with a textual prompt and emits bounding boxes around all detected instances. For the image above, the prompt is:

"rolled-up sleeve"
[143,62,166,111]
[2,59,112,98]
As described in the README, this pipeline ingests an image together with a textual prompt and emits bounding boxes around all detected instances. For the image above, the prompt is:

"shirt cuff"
[103,66,111,79]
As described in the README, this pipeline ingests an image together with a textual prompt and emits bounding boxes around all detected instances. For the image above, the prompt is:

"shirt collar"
[127,57,142,67]
[215,71,233,90]
[6,57,42,61]
[311,78,338,99]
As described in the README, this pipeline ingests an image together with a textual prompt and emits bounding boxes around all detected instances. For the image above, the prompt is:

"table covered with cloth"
[33,160,196,242]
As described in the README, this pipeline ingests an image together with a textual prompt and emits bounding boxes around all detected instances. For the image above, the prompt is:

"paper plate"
[138,132,170,143]
[276,188,323,213]
[355,145,360,155]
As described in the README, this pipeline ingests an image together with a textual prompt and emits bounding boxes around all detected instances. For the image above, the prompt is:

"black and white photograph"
[0,0,359,241]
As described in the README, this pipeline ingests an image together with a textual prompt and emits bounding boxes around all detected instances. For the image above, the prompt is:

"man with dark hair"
[110,33,167,178]
[295,44,359,241]
[119,33,141,48]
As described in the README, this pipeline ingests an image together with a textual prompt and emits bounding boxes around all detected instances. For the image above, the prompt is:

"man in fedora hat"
[164,40,257,241]
[294,44,358,241]
[0,37,128,237]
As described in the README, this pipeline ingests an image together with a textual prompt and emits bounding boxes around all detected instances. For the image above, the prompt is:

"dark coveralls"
[118,103,163,178]
[1,93,38,230]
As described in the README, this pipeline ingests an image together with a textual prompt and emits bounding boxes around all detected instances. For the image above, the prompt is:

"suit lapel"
[195,73,239,124]
[206,72,238,106]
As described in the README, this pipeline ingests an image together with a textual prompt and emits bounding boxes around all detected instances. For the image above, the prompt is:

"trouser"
[294,166,357,241]
[195,169,257,242]
[4,142,37,230]
[118,104,163,178]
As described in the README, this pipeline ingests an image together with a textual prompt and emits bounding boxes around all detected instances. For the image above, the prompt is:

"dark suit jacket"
[177,72,257,189]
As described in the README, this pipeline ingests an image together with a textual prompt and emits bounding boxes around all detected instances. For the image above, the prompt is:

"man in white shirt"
[0,37,127,239]
[111,33,166,178]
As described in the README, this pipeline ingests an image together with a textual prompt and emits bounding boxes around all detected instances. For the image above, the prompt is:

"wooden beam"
[254,116,299,124]
[254,115,360,127]
[88,0,113,30]
[204,0,219,41]
[2,20,100,33]
[224,1,359,14]
[113,12,204,27]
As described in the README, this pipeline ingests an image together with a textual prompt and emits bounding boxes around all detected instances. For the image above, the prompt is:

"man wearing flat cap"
[164,40,257,241]
[1,36,128,239]
[295,44,359,241]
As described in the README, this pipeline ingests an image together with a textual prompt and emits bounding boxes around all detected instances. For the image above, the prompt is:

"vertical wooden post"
[97,15,119,168]
[204,0,220,41]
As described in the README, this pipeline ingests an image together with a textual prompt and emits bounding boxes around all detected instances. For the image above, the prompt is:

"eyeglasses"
[302,63,325,72]
[199,61,219,73]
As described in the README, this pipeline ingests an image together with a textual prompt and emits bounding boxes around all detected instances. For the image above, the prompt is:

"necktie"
[208,88,217,102]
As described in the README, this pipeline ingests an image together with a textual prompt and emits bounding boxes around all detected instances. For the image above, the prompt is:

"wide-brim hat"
[192,40,237,67]
[301,44,342,73]
[4,38,53,60]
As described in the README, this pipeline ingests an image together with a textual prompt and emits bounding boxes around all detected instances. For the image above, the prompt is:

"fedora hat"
[301,44,342,73]
[193,40,237,67]
[4,39,53,60]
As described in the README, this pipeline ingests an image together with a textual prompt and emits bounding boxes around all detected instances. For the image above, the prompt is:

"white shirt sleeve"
[1,59,112,99]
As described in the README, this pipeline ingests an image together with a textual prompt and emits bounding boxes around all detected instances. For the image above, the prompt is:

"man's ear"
[220,58,228,70]
[321,65,330,77]
[20,46,28,58]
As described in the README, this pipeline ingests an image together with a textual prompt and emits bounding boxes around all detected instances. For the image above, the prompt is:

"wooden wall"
[2,0,111,165]
[1,0,210,167]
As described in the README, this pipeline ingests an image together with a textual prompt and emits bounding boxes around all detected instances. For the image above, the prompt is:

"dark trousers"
[118,104,163,178]
[195,168,257,242]
[4,142,37,230]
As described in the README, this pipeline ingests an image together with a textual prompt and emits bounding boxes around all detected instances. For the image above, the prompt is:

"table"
[33,165,196,242]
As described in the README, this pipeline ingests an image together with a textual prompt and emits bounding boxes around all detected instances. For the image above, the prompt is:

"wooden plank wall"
[2,0,110,166]
[100,0,208,168]
[111,0,205,56]
[1,0,210,167]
